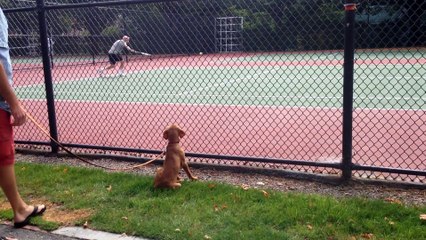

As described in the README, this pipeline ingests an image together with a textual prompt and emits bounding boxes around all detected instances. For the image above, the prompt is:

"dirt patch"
[0,198,92,225]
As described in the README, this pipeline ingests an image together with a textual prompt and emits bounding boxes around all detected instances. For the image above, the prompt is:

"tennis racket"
[135,51,151,56]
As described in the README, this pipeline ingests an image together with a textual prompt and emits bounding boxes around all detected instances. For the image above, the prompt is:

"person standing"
[0,8,46,229]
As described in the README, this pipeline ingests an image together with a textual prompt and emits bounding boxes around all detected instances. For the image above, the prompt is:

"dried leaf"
[208,184,216,189]
[241,184,250,190]
[420,214,426,220]
[213,204,220,212]
[361,233,374,239]
[204,235,211,239]
[63,168,68,173]
[83,221,89,228]
[261,190,270,198]
[121,216,128,221]
[175,228,181,232]
[221,204,228,210]
[307,224,313,230]
[384,198,402,205]
[106,185,112,192]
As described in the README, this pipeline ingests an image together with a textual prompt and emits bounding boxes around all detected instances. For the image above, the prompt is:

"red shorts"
[0,109,14,166]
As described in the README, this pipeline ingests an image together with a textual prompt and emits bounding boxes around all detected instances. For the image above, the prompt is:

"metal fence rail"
[3,0,425,184]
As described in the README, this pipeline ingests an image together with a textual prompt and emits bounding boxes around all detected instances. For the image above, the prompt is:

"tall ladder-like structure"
[215,17,243,53]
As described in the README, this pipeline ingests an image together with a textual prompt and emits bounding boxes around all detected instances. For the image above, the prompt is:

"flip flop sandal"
[13,205,47,228]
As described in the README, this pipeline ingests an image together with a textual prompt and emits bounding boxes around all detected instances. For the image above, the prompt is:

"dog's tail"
[154,167,164,188]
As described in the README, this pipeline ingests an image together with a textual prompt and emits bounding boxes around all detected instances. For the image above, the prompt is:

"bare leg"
[119,61,125,72]
[98,64,115,77]
[0,164,45,223]
[103,63,116,71]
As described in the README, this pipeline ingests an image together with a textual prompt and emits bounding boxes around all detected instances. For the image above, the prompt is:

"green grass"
[1,162,425,240]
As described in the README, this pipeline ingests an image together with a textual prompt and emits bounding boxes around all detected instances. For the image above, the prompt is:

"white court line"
[18,87,426,102]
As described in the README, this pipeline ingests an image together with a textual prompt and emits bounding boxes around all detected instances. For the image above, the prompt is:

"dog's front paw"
[190,176,198,181]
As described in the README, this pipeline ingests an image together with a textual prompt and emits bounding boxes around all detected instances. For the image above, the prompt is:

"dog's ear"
[178,129,185,138]
[163,129,169,139]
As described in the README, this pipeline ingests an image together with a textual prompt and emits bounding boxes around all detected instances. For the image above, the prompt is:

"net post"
[341,0,357,182]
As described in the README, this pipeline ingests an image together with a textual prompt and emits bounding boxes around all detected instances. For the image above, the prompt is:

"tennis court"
[12,50,426,173]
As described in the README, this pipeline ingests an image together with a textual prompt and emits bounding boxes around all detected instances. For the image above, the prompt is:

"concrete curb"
[0,223,150,240]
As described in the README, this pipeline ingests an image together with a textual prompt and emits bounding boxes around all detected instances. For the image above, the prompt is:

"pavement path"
[0,223,149,240]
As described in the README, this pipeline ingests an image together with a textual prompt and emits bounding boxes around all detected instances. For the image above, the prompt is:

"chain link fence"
[3,0,425,184]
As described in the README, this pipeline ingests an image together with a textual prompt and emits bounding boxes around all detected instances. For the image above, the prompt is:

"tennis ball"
[199,52,203,55]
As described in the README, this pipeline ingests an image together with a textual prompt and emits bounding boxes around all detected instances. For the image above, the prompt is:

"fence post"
[37,0,59,153]
[341,0,356,182]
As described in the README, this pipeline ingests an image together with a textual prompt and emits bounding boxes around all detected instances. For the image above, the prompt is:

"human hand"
[10,104,27,126]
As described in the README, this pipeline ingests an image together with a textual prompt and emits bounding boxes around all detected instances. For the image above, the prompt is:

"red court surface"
[16,100,425,172]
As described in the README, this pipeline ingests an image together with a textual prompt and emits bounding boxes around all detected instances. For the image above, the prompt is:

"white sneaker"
[117,70,126,76]
[97,69,104,77]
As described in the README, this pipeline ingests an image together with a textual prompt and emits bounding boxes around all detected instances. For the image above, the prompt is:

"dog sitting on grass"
[154,124,198,189]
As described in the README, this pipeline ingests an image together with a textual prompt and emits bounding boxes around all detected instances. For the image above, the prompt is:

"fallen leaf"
[213,204,219,212]
[106,185,112,192]
[261,190,270,198]
[122,216,128,221]
[420,214,426,220]
[361,233,374,239]
[208,184,216,189]
[204,235,211,239]
[175,228,181,232]
[307,224,313,230]
[384,198,402,205]
[221,204,228,209]
[388,221,395,225]
[241,184,250,190]
[63,168,68,173]
[83,221,89,228]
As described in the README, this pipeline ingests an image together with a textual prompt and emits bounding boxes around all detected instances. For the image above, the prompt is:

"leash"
[24,110,165,171]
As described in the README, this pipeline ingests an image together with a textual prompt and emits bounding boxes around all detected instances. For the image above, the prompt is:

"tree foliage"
[3,0,424,54]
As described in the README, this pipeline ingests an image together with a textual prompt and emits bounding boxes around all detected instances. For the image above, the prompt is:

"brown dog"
[154,124,198,189]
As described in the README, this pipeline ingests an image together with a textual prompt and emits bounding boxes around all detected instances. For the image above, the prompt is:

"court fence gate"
[3,0,425,186]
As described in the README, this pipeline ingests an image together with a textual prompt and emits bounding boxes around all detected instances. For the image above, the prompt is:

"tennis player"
[98,35,143,76]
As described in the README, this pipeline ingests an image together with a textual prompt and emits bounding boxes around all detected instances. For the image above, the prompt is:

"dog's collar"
[168,141,180,144]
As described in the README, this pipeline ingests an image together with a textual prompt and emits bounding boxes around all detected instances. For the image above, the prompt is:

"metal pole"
[37,0,59,153]
[341,0,356,181]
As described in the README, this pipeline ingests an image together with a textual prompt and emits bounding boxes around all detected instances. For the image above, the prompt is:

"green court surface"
[13,50,425,110]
